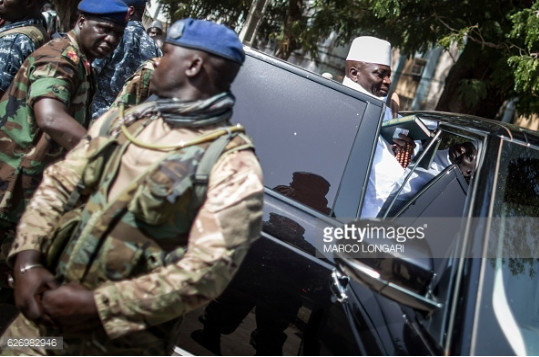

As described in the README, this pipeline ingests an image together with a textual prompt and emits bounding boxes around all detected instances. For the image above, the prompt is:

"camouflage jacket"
[91,21,162,120]
[0,31,96,226]
[9,100,264,354]
[110,58,156,111]
[0,18,49,94]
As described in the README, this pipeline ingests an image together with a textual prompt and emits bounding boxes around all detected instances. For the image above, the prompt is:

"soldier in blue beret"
[77,0,130,26]
[91,0,162,120]
[165,18,245,64]
[0,0,129,309]
[1,18,262,356]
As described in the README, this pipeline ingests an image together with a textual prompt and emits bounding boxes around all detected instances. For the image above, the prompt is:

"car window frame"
[391,124,489,352]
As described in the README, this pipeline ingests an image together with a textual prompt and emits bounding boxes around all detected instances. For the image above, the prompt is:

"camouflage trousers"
[0,312,182,355]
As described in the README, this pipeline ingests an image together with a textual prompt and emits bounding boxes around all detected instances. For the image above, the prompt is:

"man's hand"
[13,250,59,325]
[42,283,101,332]
[392,134,415,168]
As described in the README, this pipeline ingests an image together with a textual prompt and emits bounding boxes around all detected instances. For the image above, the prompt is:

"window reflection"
[274,172,331,215]
[487,141,539,354]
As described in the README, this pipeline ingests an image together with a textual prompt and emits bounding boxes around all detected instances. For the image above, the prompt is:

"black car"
[173,47,539,356]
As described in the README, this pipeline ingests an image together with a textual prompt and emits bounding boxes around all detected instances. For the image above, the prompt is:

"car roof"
[402,111,539,147]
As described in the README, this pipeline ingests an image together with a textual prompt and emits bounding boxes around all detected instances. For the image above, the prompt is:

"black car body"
[174,48,539,356]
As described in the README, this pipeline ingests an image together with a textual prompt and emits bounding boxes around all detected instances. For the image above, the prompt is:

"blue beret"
[78,0,129,26]
[123,0,147,7]
[166,18,245,65]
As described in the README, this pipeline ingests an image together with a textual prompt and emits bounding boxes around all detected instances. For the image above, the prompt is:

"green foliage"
[508,2,539,114]
[369,0,403,17]
[152,0,539,117]
[438,26,474,51]
[458,79,488,110]
[156,0,250,28]
[509,56,539,92]
[509,2,539,51]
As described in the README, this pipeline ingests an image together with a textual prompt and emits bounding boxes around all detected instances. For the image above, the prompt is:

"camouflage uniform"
[0,18,49,93]
[91,21,162,120]
[110,58,156,111]
[1,94,264,355]
[0,31,96,260]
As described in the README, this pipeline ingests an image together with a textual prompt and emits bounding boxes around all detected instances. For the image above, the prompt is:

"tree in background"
[507,2,539,116]
[49,0,539,119]
[298,0,538,119]
[155,0,538,119]
[156,0,250,29]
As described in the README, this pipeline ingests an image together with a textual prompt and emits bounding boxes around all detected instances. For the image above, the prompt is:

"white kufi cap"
[346,36,391,66]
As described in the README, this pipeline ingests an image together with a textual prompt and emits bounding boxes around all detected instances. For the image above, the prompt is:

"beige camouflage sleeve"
[93,149,264,339]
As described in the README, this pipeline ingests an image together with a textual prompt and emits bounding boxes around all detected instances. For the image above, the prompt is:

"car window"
[377,130,481,350]
[231,52,378,216]
[472,140,539,355]
[379,130,479,218]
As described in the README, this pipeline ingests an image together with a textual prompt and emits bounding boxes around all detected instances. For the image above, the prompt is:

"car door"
[173,48,386,355]
[330,119,539,356]
[323,121,488,355]
[449,134,539,355]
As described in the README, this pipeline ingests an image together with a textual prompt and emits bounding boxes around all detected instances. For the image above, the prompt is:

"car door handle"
[330,269,350,303]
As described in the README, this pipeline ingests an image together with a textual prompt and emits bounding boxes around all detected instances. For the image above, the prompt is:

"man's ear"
[348,65,360,81]
[127,6,135,17]
[185,54,204,77]
[74,15,86,32]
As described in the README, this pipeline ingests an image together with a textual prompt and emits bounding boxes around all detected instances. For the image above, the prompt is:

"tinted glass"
[474,140,539,355]
[380,130,478,218]
[231,53,371,215]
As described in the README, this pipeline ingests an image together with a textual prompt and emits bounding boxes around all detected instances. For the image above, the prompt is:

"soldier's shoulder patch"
[64,47,79,64]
